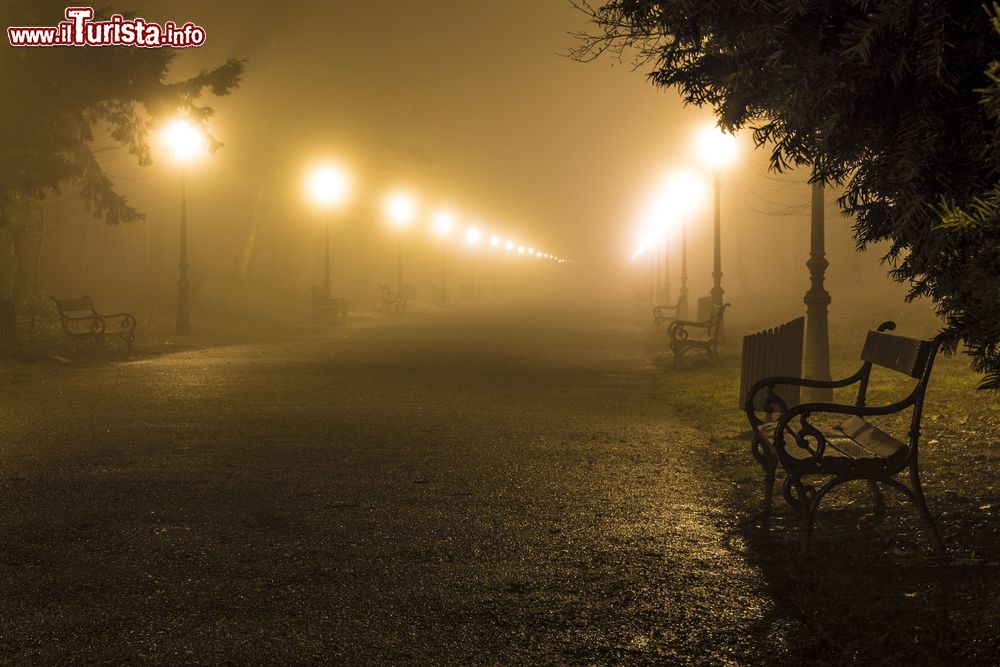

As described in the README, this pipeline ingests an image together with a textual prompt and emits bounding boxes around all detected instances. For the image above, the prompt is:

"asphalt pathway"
[0,307,814,664]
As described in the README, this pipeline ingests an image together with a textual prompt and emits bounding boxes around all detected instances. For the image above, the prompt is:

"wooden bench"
[667,297,729,365]
[52,296,136,350]
[378,284,407,313]
[311,286,349,323]
[740,317,805,522]
[652,295,683,330]
[744,321,947,559]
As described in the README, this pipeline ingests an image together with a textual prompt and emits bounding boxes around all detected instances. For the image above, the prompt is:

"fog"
[2,0,901,321]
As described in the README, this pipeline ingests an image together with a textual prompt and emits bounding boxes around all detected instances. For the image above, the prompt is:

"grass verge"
[646,290,1000,665]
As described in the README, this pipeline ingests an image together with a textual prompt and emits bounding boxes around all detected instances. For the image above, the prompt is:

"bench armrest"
[762,393,920,465]
[670,318,710,329]
[743,369,865,414]
[96,311,136,329]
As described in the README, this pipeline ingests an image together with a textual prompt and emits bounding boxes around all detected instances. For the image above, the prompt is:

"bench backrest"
[861,331,935,379]
[855,327,939,430]
[696,296,715,324]
[53,296,96,315]
[740,316,804,410]
[704,302,729,341]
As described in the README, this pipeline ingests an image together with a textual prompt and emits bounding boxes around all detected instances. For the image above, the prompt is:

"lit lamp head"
[465,227,481,247]
[528,247,535,256]
[385,191,417,229]
[489,234,500,249]
[696,125,738,171]
[306,163,351,209]
[432,210,455,236]
[518,245,525,254]
[664,169,706,218]
[162,117,207,164]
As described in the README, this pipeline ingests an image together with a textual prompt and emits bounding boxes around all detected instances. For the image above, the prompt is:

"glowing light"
[664,169,706,217]
[489,234,500,248]
[306,163,351,208]
[696,125,738,170]
[518,245,525,254]
[162,118,206,164]
[465,227,481,246]
[528,247,535,256]
[505,240,514,251]
[385,191,417,228]
[433,210,455,236]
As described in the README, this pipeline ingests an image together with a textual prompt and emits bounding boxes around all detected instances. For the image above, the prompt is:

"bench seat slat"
[759,416,906,469]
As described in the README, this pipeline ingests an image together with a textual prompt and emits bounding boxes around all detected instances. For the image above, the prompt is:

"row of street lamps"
[161,116,566,335]
[308,168,566,299]
[633,125,737,318]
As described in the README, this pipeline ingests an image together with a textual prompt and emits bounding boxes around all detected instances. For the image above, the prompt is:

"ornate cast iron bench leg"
[750,433,777,525]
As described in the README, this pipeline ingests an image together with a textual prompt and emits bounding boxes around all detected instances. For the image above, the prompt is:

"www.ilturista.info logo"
[7,7,206,48]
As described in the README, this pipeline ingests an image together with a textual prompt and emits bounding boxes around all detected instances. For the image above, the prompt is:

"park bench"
[311,286,349,323]
[744,321,947,559]
[667,297,729,365]
[740,317,805,521]
[652,295,683,330]
[51,296,136,350]
[378,284,407,313]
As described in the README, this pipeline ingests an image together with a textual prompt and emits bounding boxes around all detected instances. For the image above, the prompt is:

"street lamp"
[432,209,454,303]
[696,125,738,310]
[306,162,351,297]
[465,227,481,298]
[489,235,500,295]
[664,169,706,319]
[384,191,417,294]
[162,117,207,336]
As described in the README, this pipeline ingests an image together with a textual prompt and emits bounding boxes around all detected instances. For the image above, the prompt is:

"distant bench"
[311,286,349,323]
[379,284,407,313]
[52,296,136,350]
[667,297,729,365]
[744,321,948,559]
[652,295,682,330]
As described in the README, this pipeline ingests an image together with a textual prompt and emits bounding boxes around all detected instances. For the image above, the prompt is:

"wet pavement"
[0,307,819,664]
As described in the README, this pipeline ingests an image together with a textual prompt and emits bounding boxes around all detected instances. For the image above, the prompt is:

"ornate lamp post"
[306,162,351,297]
[465,227,481,297]
[489,234,500,297]
[664,169,706,319]
[432,210,454,302]
[803,181,833,402]
[696,126,738,309]
[162,118,207,336]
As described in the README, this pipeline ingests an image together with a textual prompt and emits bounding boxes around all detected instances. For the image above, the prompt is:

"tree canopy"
[573,0,1000,389]
[0,0,243,227]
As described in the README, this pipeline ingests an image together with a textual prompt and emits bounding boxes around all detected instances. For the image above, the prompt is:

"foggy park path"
[0,307,815,664]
